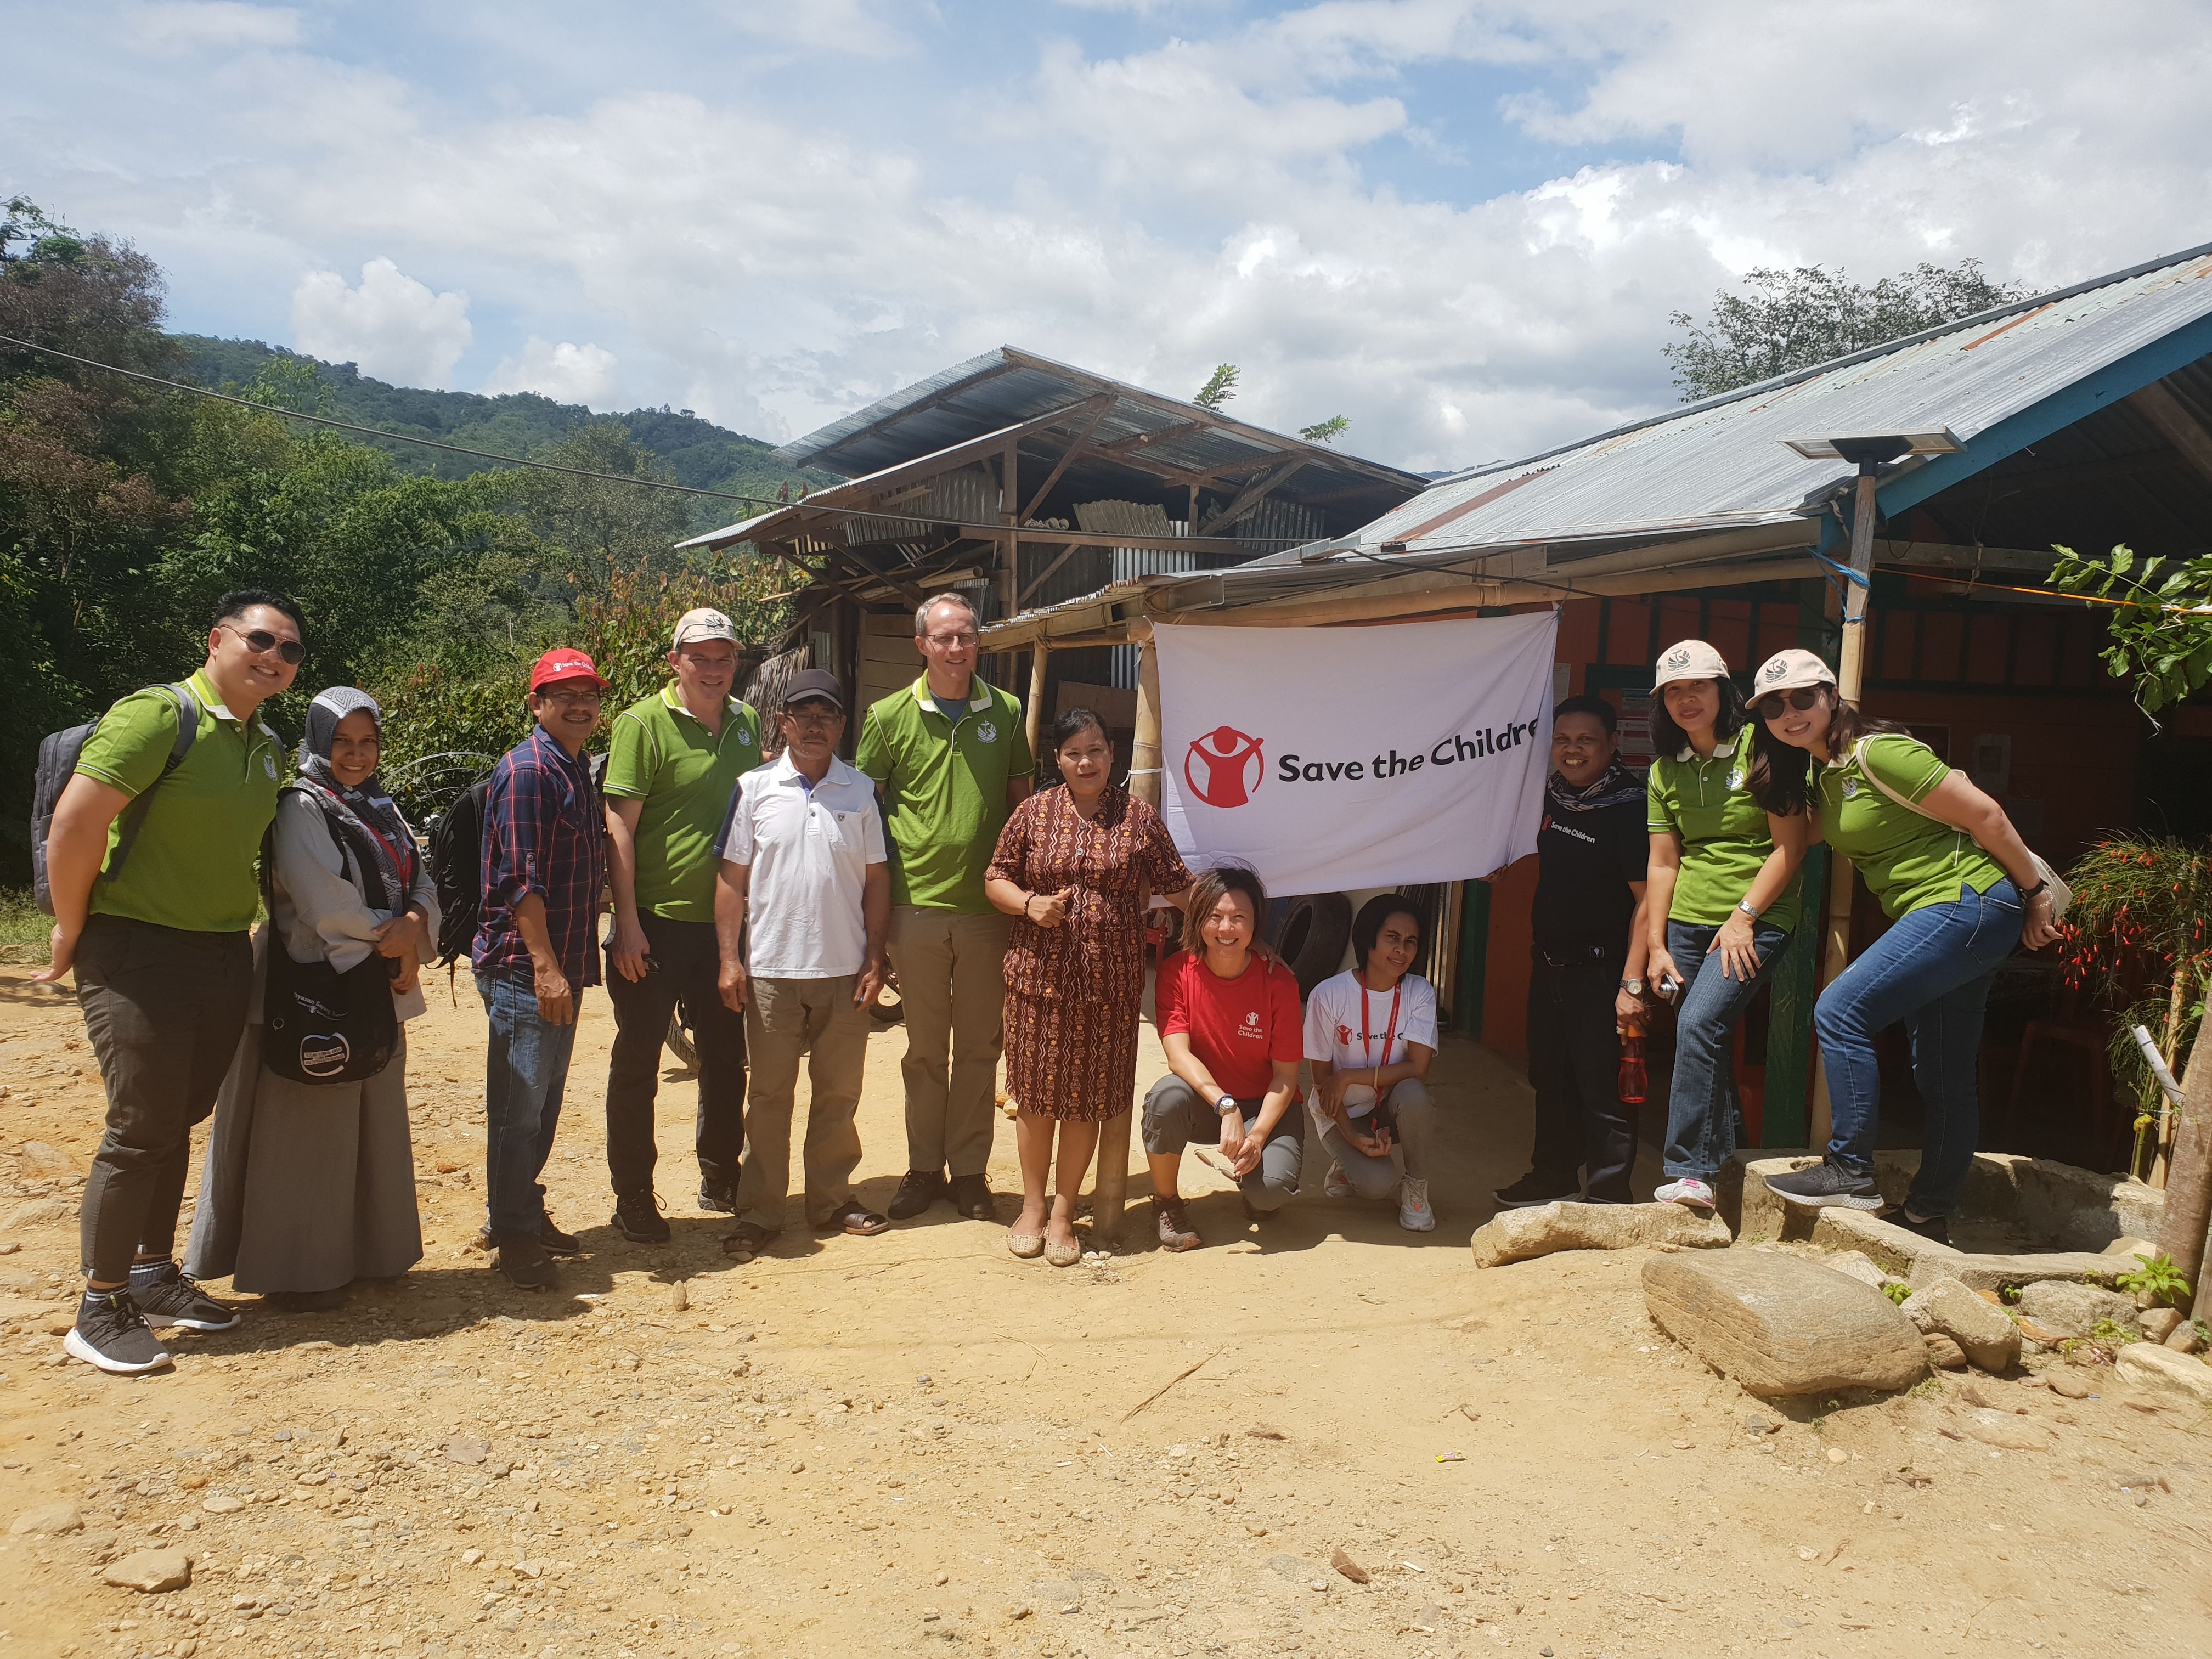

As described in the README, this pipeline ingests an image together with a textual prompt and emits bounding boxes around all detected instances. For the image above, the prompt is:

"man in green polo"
[35,589,303,1374]
[601,607,765,1240]
[857,591,1033,1222]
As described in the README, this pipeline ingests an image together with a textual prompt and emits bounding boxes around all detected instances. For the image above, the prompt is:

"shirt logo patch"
[976,720,998,744]
[738,729,756,746]
[1841,778,1859,798]
[263,753,278,780]
[1335,1022,1353,1047]
[1728,768,1745,790]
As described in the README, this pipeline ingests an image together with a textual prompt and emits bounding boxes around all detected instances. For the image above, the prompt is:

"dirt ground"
[3,964,2210,1659]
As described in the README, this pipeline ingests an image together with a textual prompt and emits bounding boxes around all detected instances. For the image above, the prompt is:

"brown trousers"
[735,975,870,1231]
[886,906,1009,1178]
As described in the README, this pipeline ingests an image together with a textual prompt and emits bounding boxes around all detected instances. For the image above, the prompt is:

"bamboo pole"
[1024,640,1049,765]
[1805,466,1882,1153]
[2153,1002,2212,1315]
[1091,625,1164,1241]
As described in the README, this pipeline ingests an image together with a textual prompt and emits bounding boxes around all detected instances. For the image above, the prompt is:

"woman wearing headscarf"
[185,689,439,1311]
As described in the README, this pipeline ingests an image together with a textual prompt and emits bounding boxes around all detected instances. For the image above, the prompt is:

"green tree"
[2049,543,2212,714]
[1193,363,1239,410]
[1663,259,2029,402]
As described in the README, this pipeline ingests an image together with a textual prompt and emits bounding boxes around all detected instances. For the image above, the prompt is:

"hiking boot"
[947,1173,997,1222]
[1397,1177,1436,1233]
[1153,1196,1201,1252]
[887,1170,946,1220]
[612,1192,672,1244]
[1492,1171,1578,1210]
[495,1234,560,1290]
[1763,1156,1881,1211]
[1653,1176,1717,1211]
[129,1260,242,1331]
[65,1290,172,1374]
[1880,1205,1950,1245]
[538,1212,583,1255]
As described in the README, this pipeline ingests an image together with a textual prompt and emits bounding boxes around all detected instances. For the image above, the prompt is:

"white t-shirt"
[715,752,887,978]
[1302,970,1438,1131]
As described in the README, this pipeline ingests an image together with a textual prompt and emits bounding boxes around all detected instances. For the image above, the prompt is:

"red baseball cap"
[529,648,611,693]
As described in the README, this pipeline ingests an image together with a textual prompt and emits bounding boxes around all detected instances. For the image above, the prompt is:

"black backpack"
[427,774,493,968]
[31,684,200,916]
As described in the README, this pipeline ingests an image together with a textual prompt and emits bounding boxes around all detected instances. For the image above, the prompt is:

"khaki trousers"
[887,906,1009,1178]
[736,976,869,1231]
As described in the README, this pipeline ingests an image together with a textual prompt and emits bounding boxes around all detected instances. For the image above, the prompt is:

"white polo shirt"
[715,751,887,978]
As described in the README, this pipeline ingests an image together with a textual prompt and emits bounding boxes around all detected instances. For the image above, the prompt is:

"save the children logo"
[1185,725,1266,808]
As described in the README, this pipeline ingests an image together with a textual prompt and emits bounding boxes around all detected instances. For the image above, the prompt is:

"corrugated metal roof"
[769,345,1426,531]
[1268,239,2212,567]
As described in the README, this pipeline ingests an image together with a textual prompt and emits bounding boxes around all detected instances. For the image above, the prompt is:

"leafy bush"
[2114,1252,2193,1308]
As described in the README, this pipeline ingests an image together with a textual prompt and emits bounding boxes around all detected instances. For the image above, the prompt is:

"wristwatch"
[1736,899,1758,918]
[1621,978,1644,995]
[1216,1094,1239,1115]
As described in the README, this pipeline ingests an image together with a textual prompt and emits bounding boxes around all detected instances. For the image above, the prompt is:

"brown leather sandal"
[722,1222,774,1263]
[820,1200,889,1237]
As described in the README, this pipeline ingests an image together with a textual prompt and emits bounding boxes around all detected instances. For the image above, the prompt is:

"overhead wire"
[0,331,1314,548]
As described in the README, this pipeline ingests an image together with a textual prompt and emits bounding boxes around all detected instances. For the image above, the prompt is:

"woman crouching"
[1305,895,1438,1232]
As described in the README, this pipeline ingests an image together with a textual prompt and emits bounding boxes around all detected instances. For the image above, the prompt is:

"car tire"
[1277,892,1353,996]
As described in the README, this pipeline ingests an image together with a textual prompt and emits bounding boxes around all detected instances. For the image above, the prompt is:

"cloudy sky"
[9,1,2209,472]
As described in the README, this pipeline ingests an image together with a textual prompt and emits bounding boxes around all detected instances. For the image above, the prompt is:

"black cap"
[782,668,844,712]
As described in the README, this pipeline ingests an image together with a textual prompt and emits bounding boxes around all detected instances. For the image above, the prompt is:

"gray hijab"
[295,687,414,910]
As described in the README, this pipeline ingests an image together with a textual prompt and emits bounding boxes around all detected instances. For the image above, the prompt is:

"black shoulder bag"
[262,788,400,1086]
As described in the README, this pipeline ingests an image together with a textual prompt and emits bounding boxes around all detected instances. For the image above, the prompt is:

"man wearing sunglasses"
[35,589,303,1374]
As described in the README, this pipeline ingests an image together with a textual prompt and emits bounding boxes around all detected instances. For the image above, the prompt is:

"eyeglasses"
[1758,687,1825,717]
[925,630,979,648]
[784,704,842,727]
[538,686,603,708]
[221,624,306,665]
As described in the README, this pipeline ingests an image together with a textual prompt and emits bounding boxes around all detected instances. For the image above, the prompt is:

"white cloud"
[483,337,619,406]
[14,2,2212,472]
[120,1,301,52]
[290,258,472,388]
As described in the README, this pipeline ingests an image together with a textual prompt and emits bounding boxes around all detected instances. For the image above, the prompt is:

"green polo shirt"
[856,675,1033,913]
[603,685,764,922]
[1646,736,1802,932]
[1819,733,2010,921]
[74,669,283,934]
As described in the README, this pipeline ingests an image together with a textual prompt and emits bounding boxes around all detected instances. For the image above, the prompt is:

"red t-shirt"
[1154,950,1304,1101]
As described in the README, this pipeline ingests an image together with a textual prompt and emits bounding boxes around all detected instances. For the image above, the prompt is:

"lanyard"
[1359,982,1402,1070]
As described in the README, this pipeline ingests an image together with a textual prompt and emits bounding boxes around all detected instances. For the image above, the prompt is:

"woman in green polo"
[1642,640,1814,1212]
[1748,648,2059,1241]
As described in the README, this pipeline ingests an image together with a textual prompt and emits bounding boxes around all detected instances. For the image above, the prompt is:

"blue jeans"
[478,968,580,1238]
[1661,918,1793,1181]
[1817,879,2021,1218]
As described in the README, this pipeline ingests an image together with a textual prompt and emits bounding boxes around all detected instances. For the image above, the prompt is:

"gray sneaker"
[64,1291,172,1375]
[1763,1156,1881,1210]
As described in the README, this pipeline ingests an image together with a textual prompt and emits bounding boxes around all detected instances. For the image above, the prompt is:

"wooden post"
[2154,1002,2212,1314]
[1806,465,1882,1153]
[1092,624,1163,1241]
[1025,639,1049,765]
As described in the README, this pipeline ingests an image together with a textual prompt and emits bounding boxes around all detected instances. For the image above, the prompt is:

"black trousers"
[1525,950,1637,1203]
[75,915,253,1282]
[603,915,746,1198]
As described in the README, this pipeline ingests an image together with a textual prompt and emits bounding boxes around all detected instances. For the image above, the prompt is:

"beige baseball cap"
[1652,638,1731,689]
[673,607,738,648]
[1747,647,1838,706]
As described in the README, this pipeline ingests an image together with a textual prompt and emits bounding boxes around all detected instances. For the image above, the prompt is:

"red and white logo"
[1184,725,1265,808]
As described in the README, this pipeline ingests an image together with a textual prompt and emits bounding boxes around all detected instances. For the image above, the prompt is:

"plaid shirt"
[472,725,606,988]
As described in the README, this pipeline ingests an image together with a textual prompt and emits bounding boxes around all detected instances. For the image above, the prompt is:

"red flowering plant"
[2056,835,2212,1173]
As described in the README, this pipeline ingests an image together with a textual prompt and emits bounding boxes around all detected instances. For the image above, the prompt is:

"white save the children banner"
[1154,608,1558,894]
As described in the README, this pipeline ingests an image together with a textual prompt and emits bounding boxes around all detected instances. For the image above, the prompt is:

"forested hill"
[173,336,834,531]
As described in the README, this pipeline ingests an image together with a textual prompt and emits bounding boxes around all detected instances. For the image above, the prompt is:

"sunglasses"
[221,624,306,665]
[1758,687,1826,717]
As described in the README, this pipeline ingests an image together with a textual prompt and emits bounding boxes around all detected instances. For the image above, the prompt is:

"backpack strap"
[103,683,201,884]
[1847,735,1937,821]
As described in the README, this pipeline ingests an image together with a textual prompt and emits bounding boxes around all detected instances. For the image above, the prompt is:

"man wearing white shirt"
[713,669,891,1261]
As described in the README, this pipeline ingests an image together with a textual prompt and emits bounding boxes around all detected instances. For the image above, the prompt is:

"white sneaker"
[1397,1178,1436,1232]
[1653,1177,1717,1211]
[1323,1161,1352,1199]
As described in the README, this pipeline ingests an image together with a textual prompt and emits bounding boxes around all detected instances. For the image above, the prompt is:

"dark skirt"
[1003,984,1142,1124]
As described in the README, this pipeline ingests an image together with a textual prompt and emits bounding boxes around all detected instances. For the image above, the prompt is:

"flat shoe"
[1006,1231,1045,1260]
[1043,1235,1082,1268]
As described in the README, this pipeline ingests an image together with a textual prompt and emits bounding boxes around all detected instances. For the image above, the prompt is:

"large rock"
[1641,1249,1927,1398]
[1898,1279,2021,1373]
[2114,1345,2212,1408]
[15,1141,76,1179]
[2017,1280,2141,1340]
[1808,1207,1962,1277]
[9,1503,83,1536]
[1471,1201,1730,1268]
[1905,1251,2135,1294]
[103,1548,191,1592]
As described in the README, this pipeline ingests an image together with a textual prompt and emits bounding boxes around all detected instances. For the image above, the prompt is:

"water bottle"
[1617,1021,1648,1105]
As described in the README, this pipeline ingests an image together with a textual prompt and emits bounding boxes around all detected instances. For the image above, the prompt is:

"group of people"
[1499,637,2057,1244]
[35,587,2052,1378]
